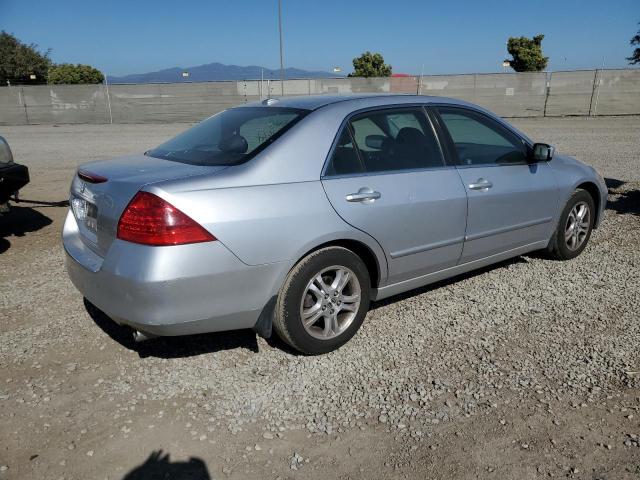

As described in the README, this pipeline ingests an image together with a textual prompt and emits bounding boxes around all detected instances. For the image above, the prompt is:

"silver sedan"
[63,95,607,354]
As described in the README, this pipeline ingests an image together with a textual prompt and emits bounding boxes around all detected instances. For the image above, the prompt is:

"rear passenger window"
[436,107,527,166]
[324,128,364,176]
[350,117,386,152]
[386,112,423,137]
[326,108,444,176]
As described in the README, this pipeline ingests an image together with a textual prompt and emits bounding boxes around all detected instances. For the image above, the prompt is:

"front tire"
[548,189,595,260]
[274,246,371,355]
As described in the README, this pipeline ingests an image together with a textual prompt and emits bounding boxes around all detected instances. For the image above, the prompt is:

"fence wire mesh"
[1,69,638,125]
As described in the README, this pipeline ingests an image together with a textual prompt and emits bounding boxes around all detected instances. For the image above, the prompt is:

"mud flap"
[253,296,276,339]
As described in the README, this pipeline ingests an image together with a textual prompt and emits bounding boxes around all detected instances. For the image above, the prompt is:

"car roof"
[238,93,533,147]
[240,94,472,111]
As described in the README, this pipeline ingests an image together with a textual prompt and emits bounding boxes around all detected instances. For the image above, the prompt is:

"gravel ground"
[1,116,639,479]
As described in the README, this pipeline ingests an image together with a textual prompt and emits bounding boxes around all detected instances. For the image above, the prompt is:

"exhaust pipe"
[132,330,156,342]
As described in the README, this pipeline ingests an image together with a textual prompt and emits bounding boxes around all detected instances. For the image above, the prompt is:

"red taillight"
[78,169,108,184]
[117,192,216,246]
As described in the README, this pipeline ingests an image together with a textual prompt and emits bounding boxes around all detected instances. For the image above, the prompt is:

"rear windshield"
[146,107,308,166]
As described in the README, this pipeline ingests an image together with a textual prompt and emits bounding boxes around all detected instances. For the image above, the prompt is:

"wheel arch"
[257,237,384,341]
[295,239,383,290]
[576,181,602,228]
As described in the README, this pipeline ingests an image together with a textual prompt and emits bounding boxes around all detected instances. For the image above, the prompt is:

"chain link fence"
[1,69,638,125]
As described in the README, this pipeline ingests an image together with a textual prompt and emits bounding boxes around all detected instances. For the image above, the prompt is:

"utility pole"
[278,0,284,96]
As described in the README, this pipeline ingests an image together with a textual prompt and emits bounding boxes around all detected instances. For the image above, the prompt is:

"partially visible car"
[0,136,30,215]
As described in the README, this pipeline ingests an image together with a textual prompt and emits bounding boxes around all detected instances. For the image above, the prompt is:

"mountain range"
[107,62,339,84]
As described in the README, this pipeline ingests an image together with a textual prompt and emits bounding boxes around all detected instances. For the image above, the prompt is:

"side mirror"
[531,142,554,162]
[365,135,385,150]
[0,136,14,165]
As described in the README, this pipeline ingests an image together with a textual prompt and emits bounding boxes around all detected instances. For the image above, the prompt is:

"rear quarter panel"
[146,180,388,286]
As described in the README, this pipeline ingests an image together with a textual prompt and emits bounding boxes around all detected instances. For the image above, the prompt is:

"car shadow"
[604,177,625,190]
[87,258,532,358]
[263,330,303,355]
[84,299,260,359]
[608,189,640,216]
[123,450,210,480]
[604,177,639,217]
[0,206,53,254]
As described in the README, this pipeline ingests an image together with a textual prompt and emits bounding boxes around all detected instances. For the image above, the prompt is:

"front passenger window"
[349,108,444,173]
[436,107,527,166]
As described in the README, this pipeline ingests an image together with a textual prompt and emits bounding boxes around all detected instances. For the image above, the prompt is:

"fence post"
[473,74,477,103]
[543,71,551,117]
[104,78,113,124]
[588,69,600,117]
[591,70,603,117]
[19,87,29,125]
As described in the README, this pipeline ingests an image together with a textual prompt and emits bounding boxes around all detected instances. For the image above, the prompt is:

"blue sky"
[1,0,638,76]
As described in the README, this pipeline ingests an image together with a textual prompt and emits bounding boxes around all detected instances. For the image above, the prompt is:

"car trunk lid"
[70,154,227,256]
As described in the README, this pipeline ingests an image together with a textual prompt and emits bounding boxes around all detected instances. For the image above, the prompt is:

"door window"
[436,107,527,166]
[325,108,444,176]
[324,128,364,176]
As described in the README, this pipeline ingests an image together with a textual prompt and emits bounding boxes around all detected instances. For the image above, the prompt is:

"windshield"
[146,107,307,166]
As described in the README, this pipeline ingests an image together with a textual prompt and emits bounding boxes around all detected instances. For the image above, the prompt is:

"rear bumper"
[63,210,286,336]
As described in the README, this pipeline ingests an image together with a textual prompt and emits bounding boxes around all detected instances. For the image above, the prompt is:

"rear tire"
[547,189,595,260]
[274,246,371,355]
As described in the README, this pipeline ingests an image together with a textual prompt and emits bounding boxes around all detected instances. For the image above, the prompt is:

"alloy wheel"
[299,266,362,340]
[564,201,590,251]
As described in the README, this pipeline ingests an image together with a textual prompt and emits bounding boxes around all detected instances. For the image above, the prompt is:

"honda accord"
[63,95,607,354]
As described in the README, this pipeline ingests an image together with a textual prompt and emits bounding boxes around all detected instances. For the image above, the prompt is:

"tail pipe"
[132,330,156,342]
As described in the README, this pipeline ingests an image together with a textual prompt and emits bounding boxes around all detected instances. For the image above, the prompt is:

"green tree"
[0,31,51,85]
[349,51,392,77]
[48,63,104,84]
[505,35,549,72]
[628,22,640,65]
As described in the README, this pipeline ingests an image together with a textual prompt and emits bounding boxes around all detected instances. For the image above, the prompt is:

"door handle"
[468,178,493,190]
[345,188,381,203]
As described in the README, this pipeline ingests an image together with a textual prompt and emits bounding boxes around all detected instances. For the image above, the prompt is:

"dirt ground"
[1,117,639,480]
